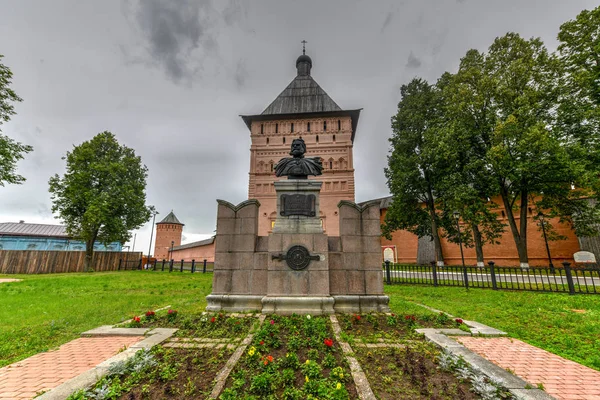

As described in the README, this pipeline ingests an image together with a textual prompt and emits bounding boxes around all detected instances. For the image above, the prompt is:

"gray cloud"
[132,0,213,83]
[381,12,394,33]
[406,51,422,69]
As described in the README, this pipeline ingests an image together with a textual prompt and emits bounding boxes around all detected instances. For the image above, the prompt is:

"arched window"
[307,122,311,132]
[275,123,278,134]
[291,123,294,132]
[329,158,334,169]
[338,120,341,130]
[270,161,274,172]
[283,137,286,144]
[316,135,319,143]
[323,121,327,131]
[333,134,336,143]
[266,138,269,145]
[260,124,264,134]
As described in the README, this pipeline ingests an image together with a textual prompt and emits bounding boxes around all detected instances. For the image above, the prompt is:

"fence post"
[153,259,157,271]
[191,259,195,273]
[562,261,576,295]
[385,260,392,285]
[161,259,165,271]
[488,261,498,290]
[431,261,438,287]
[180,259,184,273]
[169,259,173,272]
[463,264,469,289]
[138,258,142,270]
[118,259,122,271]
[203,259,207,273]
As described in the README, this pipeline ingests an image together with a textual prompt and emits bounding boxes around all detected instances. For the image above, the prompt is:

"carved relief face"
[290,139,306,157]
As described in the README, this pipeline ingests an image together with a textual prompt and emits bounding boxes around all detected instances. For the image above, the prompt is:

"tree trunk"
[472,223,485,267]
[426,190,444,266]
[84,239,94,272]
[499,181,529,268]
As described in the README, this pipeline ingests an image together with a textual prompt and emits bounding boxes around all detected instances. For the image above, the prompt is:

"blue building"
[0,222,122,251]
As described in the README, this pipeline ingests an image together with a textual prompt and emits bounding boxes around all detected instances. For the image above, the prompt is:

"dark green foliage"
[48,131,153,270]
[0,54,32,186]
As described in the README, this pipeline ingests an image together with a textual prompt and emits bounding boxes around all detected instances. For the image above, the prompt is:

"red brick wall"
[380,199,581,267]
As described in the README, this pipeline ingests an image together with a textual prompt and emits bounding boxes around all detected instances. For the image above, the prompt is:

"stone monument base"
[332,295,390,313]
[205,294,263,313]
[261,296,335,315]
[205,294,390,314]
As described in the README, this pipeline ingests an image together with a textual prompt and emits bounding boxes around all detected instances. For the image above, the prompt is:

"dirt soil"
[118,347,232,399]
[356,346,480,399]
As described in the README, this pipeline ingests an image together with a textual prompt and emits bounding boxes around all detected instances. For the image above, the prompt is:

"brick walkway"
[0,336,143,399]
[457,337,600,400]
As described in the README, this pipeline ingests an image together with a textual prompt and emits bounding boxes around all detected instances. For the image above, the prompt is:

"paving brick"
[0,336,142,400]
[457,337,600,400]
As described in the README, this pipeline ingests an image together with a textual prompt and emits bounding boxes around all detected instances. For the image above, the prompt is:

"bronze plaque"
[280,194,316,217]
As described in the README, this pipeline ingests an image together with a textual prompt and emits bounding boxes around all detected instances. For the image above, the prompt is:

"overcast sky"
[0,0,596,254]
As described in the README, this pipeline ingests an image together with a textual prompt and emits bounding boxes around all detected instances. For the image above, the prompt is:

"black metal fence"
[118,258,214,273]
[383,261,600,295]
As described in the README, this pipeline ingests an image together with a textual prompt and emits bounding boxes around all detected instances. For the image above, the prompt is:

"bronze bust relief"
[274,137,323,179]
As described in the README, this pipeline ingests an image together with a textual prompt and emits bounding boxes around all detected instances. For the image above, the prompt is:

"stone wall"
[329,201,384,296]
[212,199,267,298]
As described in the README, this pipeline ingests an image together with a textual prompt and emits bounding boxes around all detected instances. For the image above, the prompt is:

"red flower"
[354,314,361,321]
[263,355,274,365]
[210,317,216,323]
[404,315,416,321]
[324,338,334,347]
[133,316,141,323]
[260,340,265,345]
[167,309,177,315]
[270,319,275,325]
[145,310,155,317]
[455,318,464,324]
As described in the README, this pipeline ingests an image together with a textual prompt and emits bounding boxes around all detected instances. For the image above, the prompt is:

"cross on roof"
[301,40,307,55]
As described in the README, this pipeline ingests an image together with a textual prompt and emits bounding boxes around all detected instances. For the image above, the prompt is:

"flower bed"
[338,312,466,342]
[356,343,480,399]
[127,310,257,338]
[67,346,233,400]
[220,314,357,399]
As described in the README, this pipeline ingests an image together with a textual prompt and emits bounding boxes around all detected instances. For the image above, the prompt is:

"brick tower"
[241,49,361,236]
[154,211,184,260]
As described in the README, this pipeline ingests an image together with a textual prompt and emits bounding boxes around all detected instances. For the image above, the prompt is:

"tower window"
[283,137,286,144]
[291,122,294,132]
[270,163,274,172]
[330,161,333,169]
[316,135,319,143]
[333,134,336,143]
[260,124,264,134]
[338,120,341,130]
[275,123,278,134]
[323,121,327,131]
[266,138,269,145]
[307,122,311,132]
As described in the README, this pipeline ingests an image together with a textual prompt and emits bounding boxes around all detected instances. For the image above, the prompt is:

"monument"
[206,139,390,314]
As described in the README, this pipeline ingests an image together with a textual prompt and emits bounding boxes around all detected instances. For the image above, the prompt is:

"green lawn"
[2,272,599,373]
[385,284,600,371]
[0,271,213,367]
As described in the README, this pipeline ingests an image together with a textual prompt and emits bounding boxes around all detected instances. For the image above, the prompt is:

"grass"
[2,271,599,374]
[385,284,600,371]
[0,271,213,367]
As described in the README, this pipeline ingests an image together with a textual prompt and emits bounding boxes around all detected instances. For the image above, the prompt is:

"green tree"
[436,68,505,266]
[49,132,153,271]
[383,78,447,265]
[0,54,32,186]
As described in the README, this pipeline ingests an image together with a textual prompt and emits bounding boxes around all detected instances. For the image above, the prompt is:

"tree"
[383,78,447,265]
[436,67,505,266]
[0,54,32,186]
[49,132,153,271]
